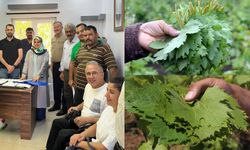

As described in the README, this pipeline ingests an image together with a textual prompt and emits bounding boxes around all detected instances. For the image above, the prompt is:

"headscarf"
[31,36,47,55]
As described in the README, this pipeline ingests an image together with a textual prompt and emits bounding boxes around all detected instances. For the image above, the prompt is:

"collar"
[5,36,14,41]
[67,35,79,44]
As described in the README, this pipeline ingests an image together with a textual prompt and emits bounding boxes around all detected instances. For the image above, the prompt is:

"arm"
[20,51,30,80]
[68,102,83,113]
[68,61,75,87]
[74,116,99,127]
[13,48,23,67]
[70,123,97,146]
[59,43,66,81]
[0,50,12,72]
[125,23,149,62]
[125,20,179,62]
[36,52,49,79]
[77,141,107,150]
[77,125,116,150]
[230,84,250,118]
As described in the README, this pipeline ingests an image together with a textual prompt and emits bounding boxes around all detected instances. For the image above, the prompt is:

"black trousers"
[73,87,84,105]
[46,117,79,150]
[63,70,73,109]
[52,62,66,110]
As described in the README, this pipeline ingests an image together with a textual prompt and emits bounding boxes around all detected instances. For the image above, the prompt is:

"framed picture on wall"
[114,0,124,31]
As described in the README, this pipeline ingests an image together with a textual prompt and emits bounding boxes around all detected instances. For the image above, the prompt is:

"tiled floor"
[0,108,60,150]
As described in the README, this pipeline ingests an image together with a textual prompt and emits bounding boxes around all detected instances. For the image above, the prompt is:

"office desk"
[0,86,37,140]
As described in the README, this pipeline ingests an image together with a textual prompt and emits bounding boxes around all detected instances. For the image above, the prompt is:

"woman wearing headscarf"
[20,36,49,120]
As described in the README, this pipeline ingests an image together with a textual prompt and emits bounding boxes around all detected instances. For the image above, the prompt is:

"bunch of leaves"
[126,76,248,149]
[150,0,232,75]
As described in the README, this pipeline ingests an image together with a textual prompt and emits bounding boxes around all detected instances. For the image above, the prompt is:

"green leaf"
[153,20,202,61]
[126,76,248,147]
[149,38,172,49]
[138,139,167,150]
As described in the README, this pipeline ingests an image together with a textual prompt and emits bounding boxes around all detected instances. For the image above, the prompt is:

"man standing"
[48,21,67,114]
[0,24,23,79]
[21,27,34,75]
[73,25,118,100]
[68,23,86,103]
[58,23,79,116]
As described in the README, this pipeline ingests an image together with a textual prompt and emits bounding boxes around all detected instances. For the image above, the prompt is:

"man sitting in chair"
[46,61,108,150]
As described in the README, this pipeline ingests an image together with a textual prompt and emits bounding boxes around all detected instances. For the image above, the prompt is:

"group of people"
[0,20,124,150]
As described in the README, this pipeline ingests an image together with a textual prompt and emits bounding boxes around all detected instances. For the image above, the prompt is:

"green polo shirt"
[70,38,106,61]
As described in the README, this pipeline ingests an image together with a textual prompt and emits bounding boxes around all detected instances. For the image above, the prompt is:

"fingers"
[184,80,209,101]
[141,20,180,37]
[159,20,180,36]
[185,88,199,101]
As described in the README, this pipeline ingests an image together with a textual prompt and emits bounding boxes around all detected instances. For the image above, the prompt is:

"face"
[85,64,104,88]
[76,25,85,41]
[105,83,120,111]
[26,30,34,40]
[5,26,14,38]
[33,39,41,49]
[53,22,63,35]
[85,29,98,46]
[65,27,75,41]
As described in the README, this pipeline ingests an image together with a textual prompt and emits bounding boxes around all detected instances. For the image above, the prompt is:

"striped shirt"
[75,40,117,90]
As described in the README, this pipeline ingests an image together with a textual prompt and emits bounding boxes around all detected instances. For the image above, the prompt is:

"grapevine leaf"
[149,38,172,49]
[153,20,202,61]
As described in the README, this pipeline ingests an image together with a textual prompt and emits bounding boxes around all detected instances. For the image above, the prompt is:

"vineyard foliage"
[125,0,250,75]
[126,75,249,149]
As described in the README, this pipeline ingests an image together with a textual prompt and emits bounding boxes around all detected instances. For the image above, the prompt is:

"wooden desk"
[0,86,37,140]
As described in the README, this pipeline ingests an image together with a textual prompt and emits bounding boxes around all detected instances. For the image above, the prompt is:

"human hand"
[32,76,40,82]
[69,134,82,146]
[138,20,180,51]
[70,133,85,146]
[20,74,26,80]
[6,65,14,73]
[185,78,232,101]
[60,72,64,81]
[68,79,74,87]
[75,141,88,149]
[74,117,86,127]
[67,106,78,114]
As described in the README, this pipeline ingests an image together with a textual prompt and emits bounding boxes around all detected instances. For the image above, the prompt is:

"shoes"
[48,105,60,112]
[56,109,67,116]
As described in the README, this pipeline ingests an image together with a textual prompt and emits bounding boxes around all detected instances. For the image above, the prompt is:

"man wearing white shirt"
[58,23,79,116]
[46,61,108,150]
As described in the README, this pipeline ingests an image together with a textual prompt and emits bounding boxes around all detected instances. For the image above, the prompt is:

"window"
[13,18,55,53]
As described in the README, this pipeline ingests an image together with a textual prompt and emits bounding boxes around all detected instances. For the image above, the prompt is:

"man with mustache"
[72,25,118,102]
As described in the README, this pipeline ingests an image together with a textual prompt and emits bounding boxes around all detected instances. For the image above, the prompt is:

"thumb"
[185,89,199,101]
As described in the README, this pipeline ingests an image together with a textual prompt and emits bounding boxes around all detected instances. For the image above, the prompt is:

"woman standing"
[20,36,49,121]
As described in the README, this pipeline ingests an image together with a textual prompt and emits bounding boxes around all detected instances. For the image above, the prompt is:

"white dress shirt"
[59,35,79,71]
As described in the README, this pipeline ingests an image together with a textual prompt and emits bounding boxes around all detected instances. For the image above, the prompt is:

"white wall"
[0,0,9,39]
[0,0,124,73]
[101,0,124,75]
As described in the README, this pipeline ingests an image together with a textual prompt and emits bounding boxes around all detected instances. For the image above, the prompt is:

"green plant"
[126,76,248,149]
[150,0,232,75]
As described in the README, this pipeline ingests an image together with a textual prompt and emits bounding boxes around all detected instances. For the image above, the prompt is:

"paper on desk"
[0,79,31,88]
